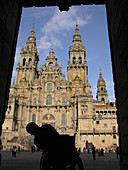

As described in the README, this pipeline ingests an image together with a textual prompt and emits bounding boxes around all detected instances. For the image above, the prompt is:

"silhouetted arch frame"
[1,0,125,167]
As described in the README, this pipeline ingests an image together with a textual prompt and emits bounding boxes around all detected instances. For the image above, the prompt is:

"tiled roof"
[95,105,114,108]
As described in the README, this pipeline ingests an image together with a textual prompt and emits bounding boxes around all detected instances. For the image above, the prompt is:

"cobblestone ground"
[0,151,120,170]
[81,152,120,170]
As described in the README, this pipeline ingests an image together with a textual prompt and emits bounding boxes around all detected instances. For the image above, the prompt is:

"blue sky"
[13,5,115,102]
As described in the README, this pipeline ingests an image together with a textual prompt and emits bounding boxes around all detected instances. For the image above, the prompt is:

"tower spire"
[75,20,79,33]
[49,43,54,57]
[99,68,102,77]
[32,23,35,31]
[72,23,81,43]
[30,23,35,37]
[97,70,108,103]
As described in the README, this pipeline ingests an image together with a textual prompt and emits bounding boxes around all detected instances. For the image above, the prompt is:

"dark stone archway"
[0,0,128,169]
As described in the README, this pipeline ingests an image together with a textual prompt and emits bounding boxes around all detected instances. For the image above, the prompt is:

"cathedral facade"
[2,25,118,151]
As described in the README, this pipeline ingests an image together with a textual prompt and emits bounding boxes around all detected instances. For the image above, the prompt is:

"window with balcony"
[33,98,37,105]
[32,114,36,123]
[61,127,66,132]
[23,58,26,66]
[47,83,52,91]
[73,57,76,64]
[104,123,107,127]
[62,98,65,105]
[61,114,65,125]
[46,95,52,105]
[79,57,82,64]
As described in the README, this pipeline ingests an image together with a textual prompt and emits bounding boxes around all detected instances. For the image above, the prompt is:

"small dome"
[97,70,106,86]
[73,24,81,42]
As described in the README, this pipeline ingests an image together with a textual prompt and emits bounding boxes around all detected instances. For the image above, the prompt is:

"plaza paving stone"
[0,151,120,170]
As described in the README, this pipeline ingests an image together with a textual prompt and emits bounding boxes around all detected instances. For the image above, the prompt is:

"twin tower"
[2,24,114,151]
[15,24,108,103]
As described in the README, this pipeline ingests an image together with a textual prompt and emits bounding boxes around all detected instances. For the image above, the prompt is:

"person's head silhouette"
[26,122,39,135]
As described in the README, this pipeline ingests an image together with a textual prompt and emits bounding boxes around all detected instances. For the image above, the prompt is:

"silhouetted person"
[116,147,119,159]
[101,148,104,156]
[12,146,17,157]
[26,122,59,152]
[92,145,96,160]
[26,122,76,169]
[18,146,20,153]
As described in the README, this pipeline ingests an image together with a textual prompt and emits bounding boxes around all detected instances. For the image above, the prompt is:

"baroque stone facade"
[2,25,118,151]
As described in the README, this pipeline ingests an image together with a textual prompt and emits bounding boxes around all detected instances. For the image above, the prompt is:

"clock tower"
[67,24,91,97]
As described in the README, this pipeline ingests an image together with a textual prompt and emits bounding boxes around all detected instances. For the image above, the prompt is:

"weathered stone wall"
[106,0,128,169]
[0,0,22,135]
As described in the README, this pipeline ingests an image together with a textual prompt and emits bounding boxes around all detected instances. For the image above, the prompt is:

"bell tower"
[16,24,39,86]
[67,24,91,97]
[96,69,108,104]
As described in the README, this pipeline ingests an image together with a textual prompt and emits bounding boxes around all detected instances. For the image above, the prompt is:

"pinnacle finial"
[32,23,35,31]
[49,43,54,56]
[51,43,53,50]
[31,23,35,35]
[100,68,102,77]
[75,20,79,33]
[76,19,78,28]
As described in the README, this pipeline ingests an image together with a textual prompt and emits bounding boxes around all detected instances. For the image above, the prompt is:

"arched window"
[42,115,48,120]
[29,58,32,65]
[32,114,36,123]
[61,127,66,132]
[23,58,26,66]
[73,57,76,64]
[49,62,53,69]
[33,98,37,105]
[112,126,116,133]
[101,98,105,103]
[101,87,103,91]
[47,83,52,91]
[62,98,65,105]
[9,106,11,110]
[61,114,65,125]
[27,45,29,51]
[46,95,52,105]
[49,114,55,120]
[79,57,82,64]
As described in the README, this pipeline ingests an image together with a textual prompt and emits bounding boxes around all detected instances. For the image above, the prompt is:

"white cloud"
[41,8,89,35]
[37,7,92,52]
[92,85,97,99]
[50,34,62,47]
[14,47,21,64]
[37,34,62,60]
[105,80,116,101]
[11,70,17,84]
[37,35,51,50]
[24,7,55,19]
[106,80,115,91]
[109,95,116,101]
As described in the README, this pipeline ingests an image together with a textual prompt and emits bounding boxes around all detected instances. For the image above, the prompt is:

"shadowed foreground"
[0,151,120,170]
